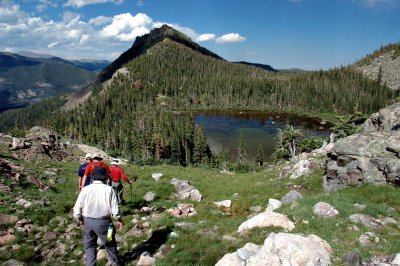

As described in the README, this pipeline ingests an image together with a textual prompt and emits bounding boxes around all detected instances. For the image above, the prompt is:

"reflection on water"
[194,111,331,162]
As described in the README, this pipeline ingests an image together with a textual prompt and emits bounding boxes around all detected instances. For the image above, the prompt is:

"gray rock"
[349,214,383,230]
[392,253,400,265]
[324,131,400,192]
[313,202,339,219]
[280,190,303,205]
[344,252,361,266]
[359,232,378,247]
[143,191,156,202]
[290,159,310,179]
[236,243,261,261]
[213,200,231,208]
[1,259,25,266]
[174,222,196,228]
[353,203,367,210]
[167,203,196,218]
[237,211,295,233]
[44,232,57,241]
[170,178,202,202]
[0,234,16,245]
[215,233,332,266]
[137,253,156,266]
[364,254,398,265]
[0,214,18,225]
[266,198,282,212]
[249,205,262,212]
[15,199,31,208]
[151,173,163,181]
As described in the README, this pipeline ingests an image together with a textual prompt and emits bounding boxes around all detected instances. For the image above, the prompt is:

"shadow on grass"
[122,227,172,262]
[0,154,19,160]
[121,200,148,214]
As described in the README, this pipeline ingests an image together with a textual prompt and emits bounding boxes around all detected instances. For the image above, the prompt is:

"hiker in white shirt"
[73,167,123,266]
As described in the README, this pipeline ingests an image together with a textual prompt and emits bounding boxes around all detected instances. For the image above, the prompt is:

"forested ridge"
[51,38,397,165]
[0,27,398,166]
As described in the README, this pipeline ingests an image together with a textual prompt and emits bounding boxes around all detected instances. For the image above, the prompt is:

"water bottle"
[107,223,113,242]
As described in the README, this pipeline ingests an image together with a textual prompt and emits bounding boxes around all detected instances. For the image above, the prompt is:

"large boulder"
[170,178,202,202]
[237,211,295,233]
[323,132,400,192]
[313,202,339,219]
[363,102,400,133]
[215,233,332,266]
[324,103,400,192]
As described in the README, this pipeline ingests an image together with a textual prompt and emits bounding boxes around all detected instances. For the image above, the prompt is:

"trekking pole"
[130,176,137,202]
[129,181,133,202]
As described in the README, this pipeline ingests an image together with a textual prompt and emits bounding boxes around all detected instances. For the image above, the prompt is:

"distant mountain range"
[234,61,277,72]
[0,52,110,112]
[18,51,111,72]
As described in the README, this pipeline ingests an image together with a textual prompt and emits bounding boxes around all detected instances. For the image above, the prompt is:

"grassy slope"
[1,138,399,265]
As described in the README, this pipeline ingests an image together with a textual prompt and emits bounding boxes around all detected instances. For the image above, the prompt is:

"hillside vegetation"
[0,133,399,265]
[0,26,398,166]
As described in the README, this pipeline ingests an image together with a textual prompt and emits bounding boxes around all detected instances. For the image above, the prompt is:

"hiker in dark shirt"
[78,153,92,191]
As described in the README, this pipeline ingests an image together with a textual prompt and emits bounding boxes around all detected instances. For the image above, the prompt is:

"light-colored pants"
[111,181,124,204]
[83,217,120,266]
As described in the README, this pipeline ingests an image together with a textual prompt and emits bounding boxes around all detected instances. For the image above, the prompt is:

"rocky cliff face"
[354,48,400,90]
[324,103,400,192]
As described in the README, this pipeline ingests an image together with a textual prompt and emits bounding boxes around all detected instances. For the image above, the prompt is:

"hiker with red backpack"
[110,159,131,205]
[79,153,111,191]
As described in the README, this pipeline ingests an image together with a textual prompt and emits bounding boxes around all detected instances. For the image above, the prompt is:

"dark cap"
[91,167,108,181]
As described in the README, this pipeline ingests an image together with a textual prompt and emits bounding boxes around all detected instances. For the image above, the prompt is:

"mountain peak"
[98,25,223,83]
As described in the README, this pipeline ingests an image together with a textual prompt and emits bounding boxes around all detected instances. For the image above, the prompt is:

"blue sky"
[0,0,399,70]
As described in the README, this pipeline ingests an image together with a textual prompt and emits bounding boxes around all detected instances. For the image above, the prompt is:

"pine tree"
[237,133,249,164]
[255,144,264,166]
[193,125,209,165]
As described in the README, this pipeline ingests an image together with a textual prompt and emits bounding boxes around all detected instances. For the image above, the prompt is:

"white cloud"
[35,0,58,11]
[100,13,153,41]
[89,15,112,26]
[48,41,58,48]
[64,0,123,9]
[216,33,246,43]
[3,46,14,52]
[196,33,216,42]
[0,2,245,61]
[135,0,144,7]
[0,2,23,24]
[35,4,46,12]
[352,0,400,7]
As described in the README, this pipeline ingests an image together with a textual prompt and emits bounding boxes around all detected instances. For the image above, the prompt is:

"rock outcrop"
[10,127,69,161]
[324,103,400,192]
[355,49,400,91]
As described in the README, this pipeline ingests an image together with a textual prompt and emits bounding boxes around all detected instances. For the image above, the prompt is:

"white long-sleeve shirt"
[73,181,121,220]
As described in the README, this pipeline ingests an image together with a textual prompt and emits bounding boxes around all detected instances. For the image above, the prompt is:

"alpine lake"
[194,111,331,162]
